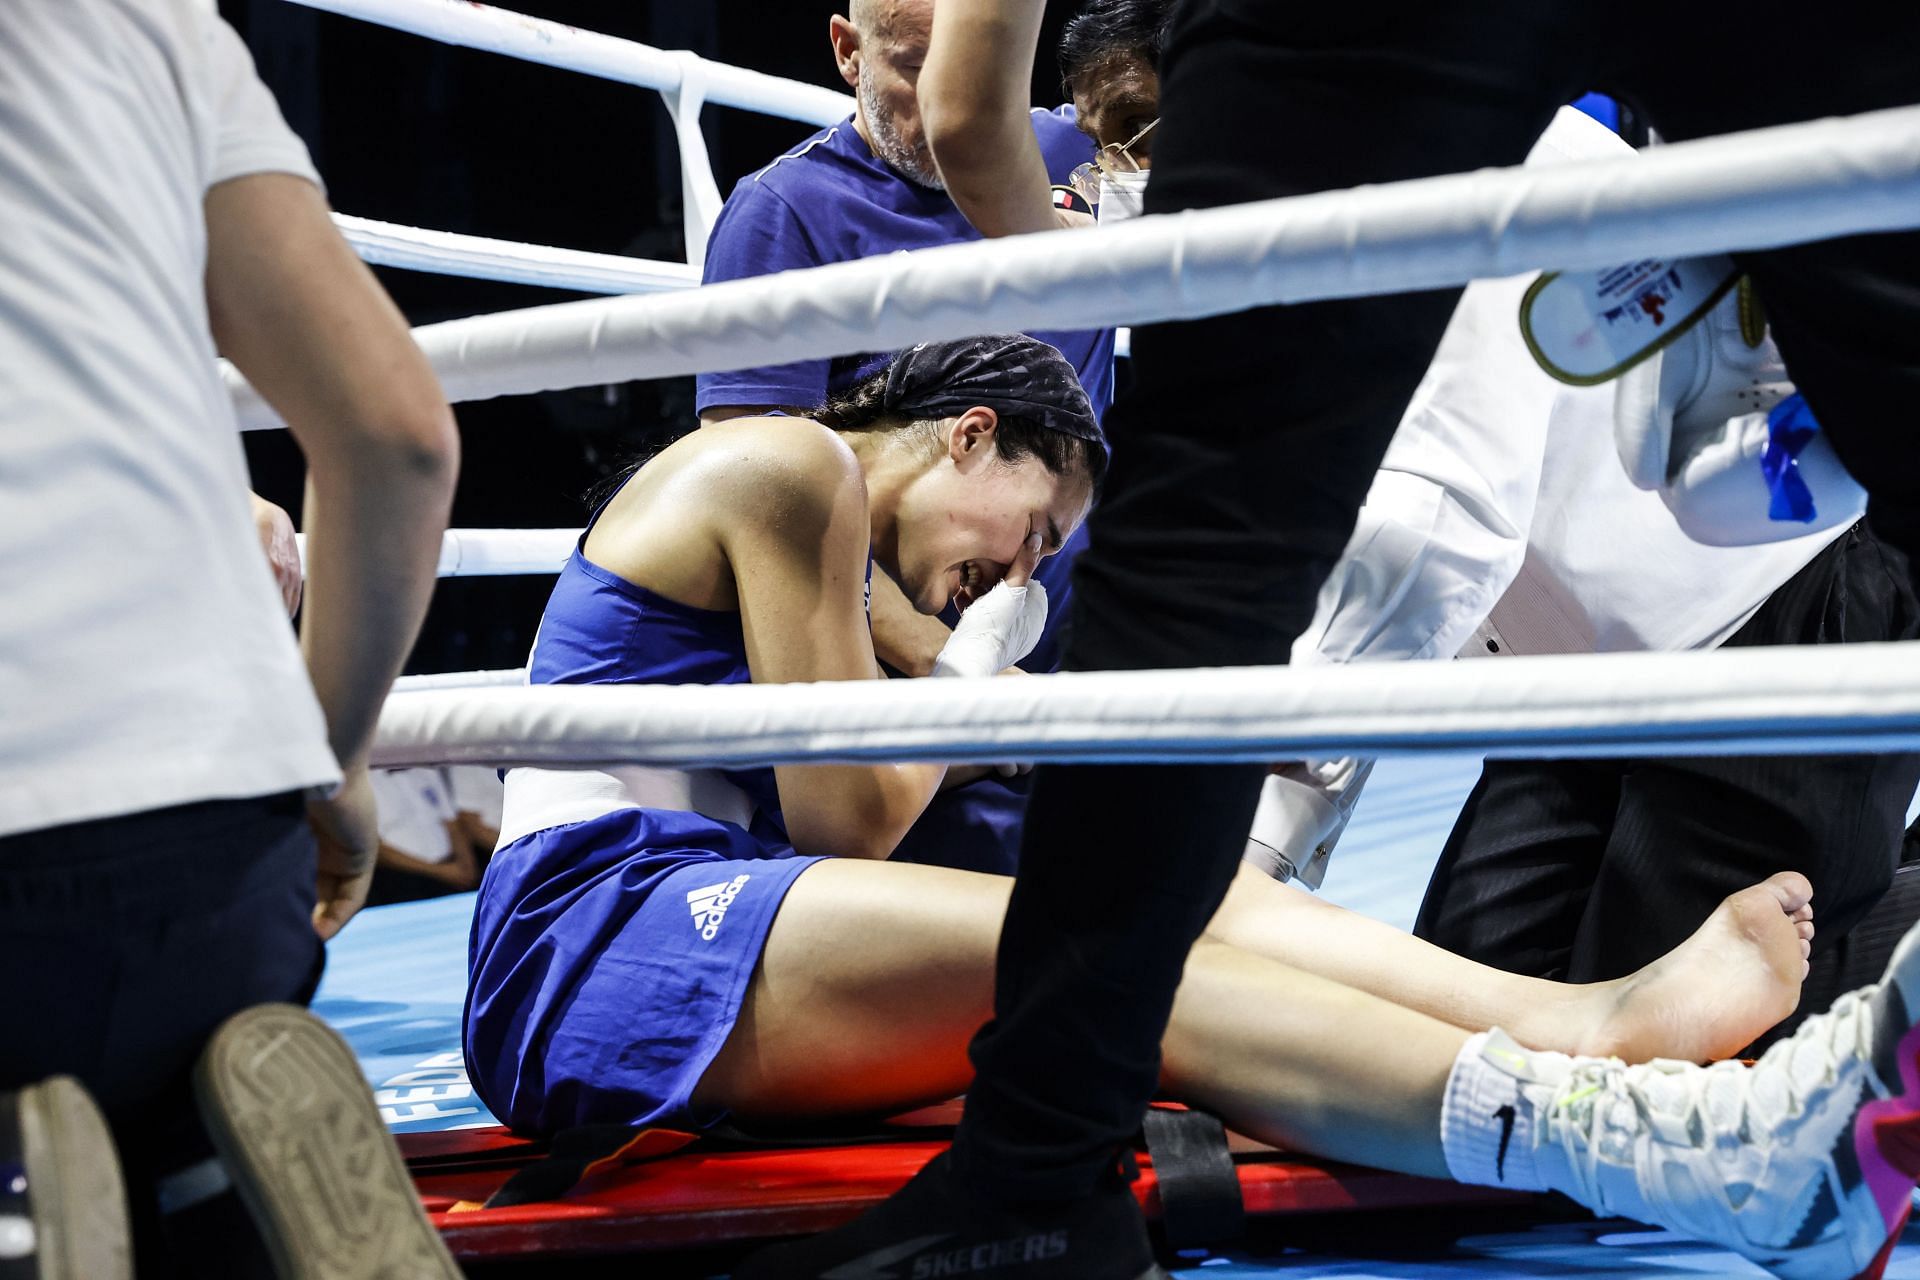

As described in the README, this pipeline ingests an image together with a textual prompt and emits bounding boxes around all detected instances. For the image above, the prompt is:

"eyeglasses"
[1067,118,1158,205]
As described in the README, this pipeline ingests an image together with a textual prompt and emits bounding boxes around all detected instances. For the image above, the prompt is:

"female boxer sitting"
[466,335,1916,1280]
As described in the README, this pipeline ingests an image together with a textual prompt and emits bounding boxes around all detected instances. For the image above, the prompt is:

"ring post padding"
[285,0,851,127]
[229,106,1920,429]
[370,641,1920,770]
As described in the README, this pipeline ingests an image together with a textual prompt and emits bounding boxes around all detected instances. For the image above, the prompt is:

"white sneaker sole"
[192,1004,460,1280]
[6,1077,131,1280]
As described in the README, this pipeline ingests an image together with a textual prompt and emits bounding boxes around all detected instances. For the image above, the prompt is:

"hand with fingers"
[1051,206,1096,233]
[250,492,303,616]
[307,766,379,940]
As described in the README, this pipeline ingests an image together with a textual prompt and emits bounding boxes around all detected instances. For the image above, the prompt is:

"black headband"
[881,335,1106,455]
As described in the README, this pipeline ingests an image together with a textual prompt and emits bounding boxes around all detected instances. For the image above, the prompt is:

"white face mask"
[1097,169,1150,226]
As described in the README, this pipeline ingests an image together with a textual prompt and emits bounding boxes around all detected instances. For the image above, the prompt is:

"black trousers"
[1415,523,1920,1042]
[0,792,323,1275]
[951,0,1920,1198]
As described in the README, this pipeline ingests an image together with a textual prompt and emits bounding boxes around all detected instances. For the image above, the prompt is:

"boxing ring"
[260,0,1920,1273]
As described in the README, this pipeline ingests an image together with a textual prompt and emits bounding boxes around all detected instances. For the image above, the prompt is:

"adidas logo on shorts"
[687,874,751,941]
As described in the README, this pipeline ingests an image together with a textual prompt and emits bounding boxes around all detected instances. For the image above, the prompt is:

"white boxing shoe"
[1498,920,1920,1279]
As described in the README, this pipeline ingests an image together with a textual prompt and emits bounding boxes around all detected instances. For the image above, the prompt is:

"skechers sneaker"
[192,1004,461,1280]
[1525,918,1920,1279]
[0,1077,130,1280]
[732,1149,1170,1280]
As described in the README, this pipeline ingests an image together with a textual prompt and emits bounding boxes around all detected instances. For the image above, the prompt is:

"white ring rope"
[371,641,1920,770]
[434,527,575,577]
[394,668,527,693]
[231,106,1920,428]
[332,210,1122,363]
[334,215,699,295]
[295,528,577,577]
[289,0,850,267]
[286,0,851,126]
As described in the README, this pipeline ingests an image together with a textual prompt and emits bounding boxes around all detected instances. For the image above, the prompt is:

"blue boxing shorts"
[464,806,822,1135]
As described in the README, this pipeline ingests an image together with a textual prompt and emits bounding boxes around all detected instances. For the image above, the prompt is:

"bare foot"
[1577,872,1815,1063]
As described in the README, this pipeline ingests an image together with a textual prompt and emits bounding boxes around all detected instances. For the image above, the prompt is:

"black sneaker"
[732,1150,1171,1280]
[191,1004,461,1280]
[0,1076,131,1280]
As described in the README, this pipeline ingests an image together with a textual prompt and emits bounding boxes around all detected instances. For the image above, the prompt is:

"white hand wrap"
[931,579,1049,679]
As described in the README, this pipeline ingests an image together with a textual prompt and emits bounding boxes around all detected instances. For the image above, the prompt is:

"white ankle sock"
[1439,1029,1572,1193]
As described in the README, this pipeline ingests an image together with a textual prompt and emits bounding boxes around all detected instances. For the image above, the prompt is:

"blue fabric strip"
[1763,393,1820,524]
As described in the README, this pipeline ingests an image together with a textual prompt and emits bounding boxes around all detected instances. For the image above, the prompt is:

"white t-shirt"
[370,769,458,863]
[0,0,339,837]
[445,765,506,831]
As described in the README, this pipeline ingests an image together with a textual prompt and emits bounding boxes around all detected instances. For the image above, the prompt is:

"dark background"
[222,0,1086,674]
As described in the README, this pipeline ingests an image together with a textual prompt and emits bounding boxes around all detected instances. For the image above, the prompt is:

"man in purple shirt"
[697,0,1113,683]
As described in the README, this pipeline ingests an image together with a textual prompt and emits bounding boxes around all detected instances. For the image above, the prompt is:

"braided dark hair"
[811,365,1108,493]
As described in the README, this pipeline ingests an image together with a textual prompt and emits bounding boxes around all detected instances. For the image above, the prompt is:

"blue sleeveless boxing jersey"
[466,542,839,1134]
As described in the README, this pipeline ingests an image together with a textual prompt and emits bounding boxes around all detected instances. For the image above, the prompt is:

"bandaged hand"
[932,533,1048,679]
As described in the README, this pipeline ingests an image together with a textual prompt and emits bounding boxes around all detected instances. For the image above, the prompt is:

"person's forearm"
[300,431,455,768]
[205,173,460,772]
[921,0,1054,238]
[929,115,1055,238]
[378,840,472,887]
[868,568,953,676]
[780,760,947,860]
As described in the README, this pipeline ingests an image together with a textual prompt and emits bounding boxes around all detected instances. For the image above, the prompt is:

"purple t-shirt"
[696,107,1115,419]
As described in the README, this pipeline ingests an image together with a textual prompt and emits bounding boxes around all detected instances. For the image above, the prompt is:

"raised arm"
[205,173,458,935]
[919,0,1056,238]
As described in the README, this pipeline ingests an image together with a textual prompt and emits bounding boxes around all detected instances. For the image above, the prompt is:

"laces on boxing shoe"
[1534,939,1920,1280]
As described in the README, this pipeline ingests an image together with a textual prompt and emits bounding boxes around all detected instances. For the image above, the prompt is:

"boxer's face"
[890,410,1093,615]
[833,0,942,187]
[1070,50,1159,164]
